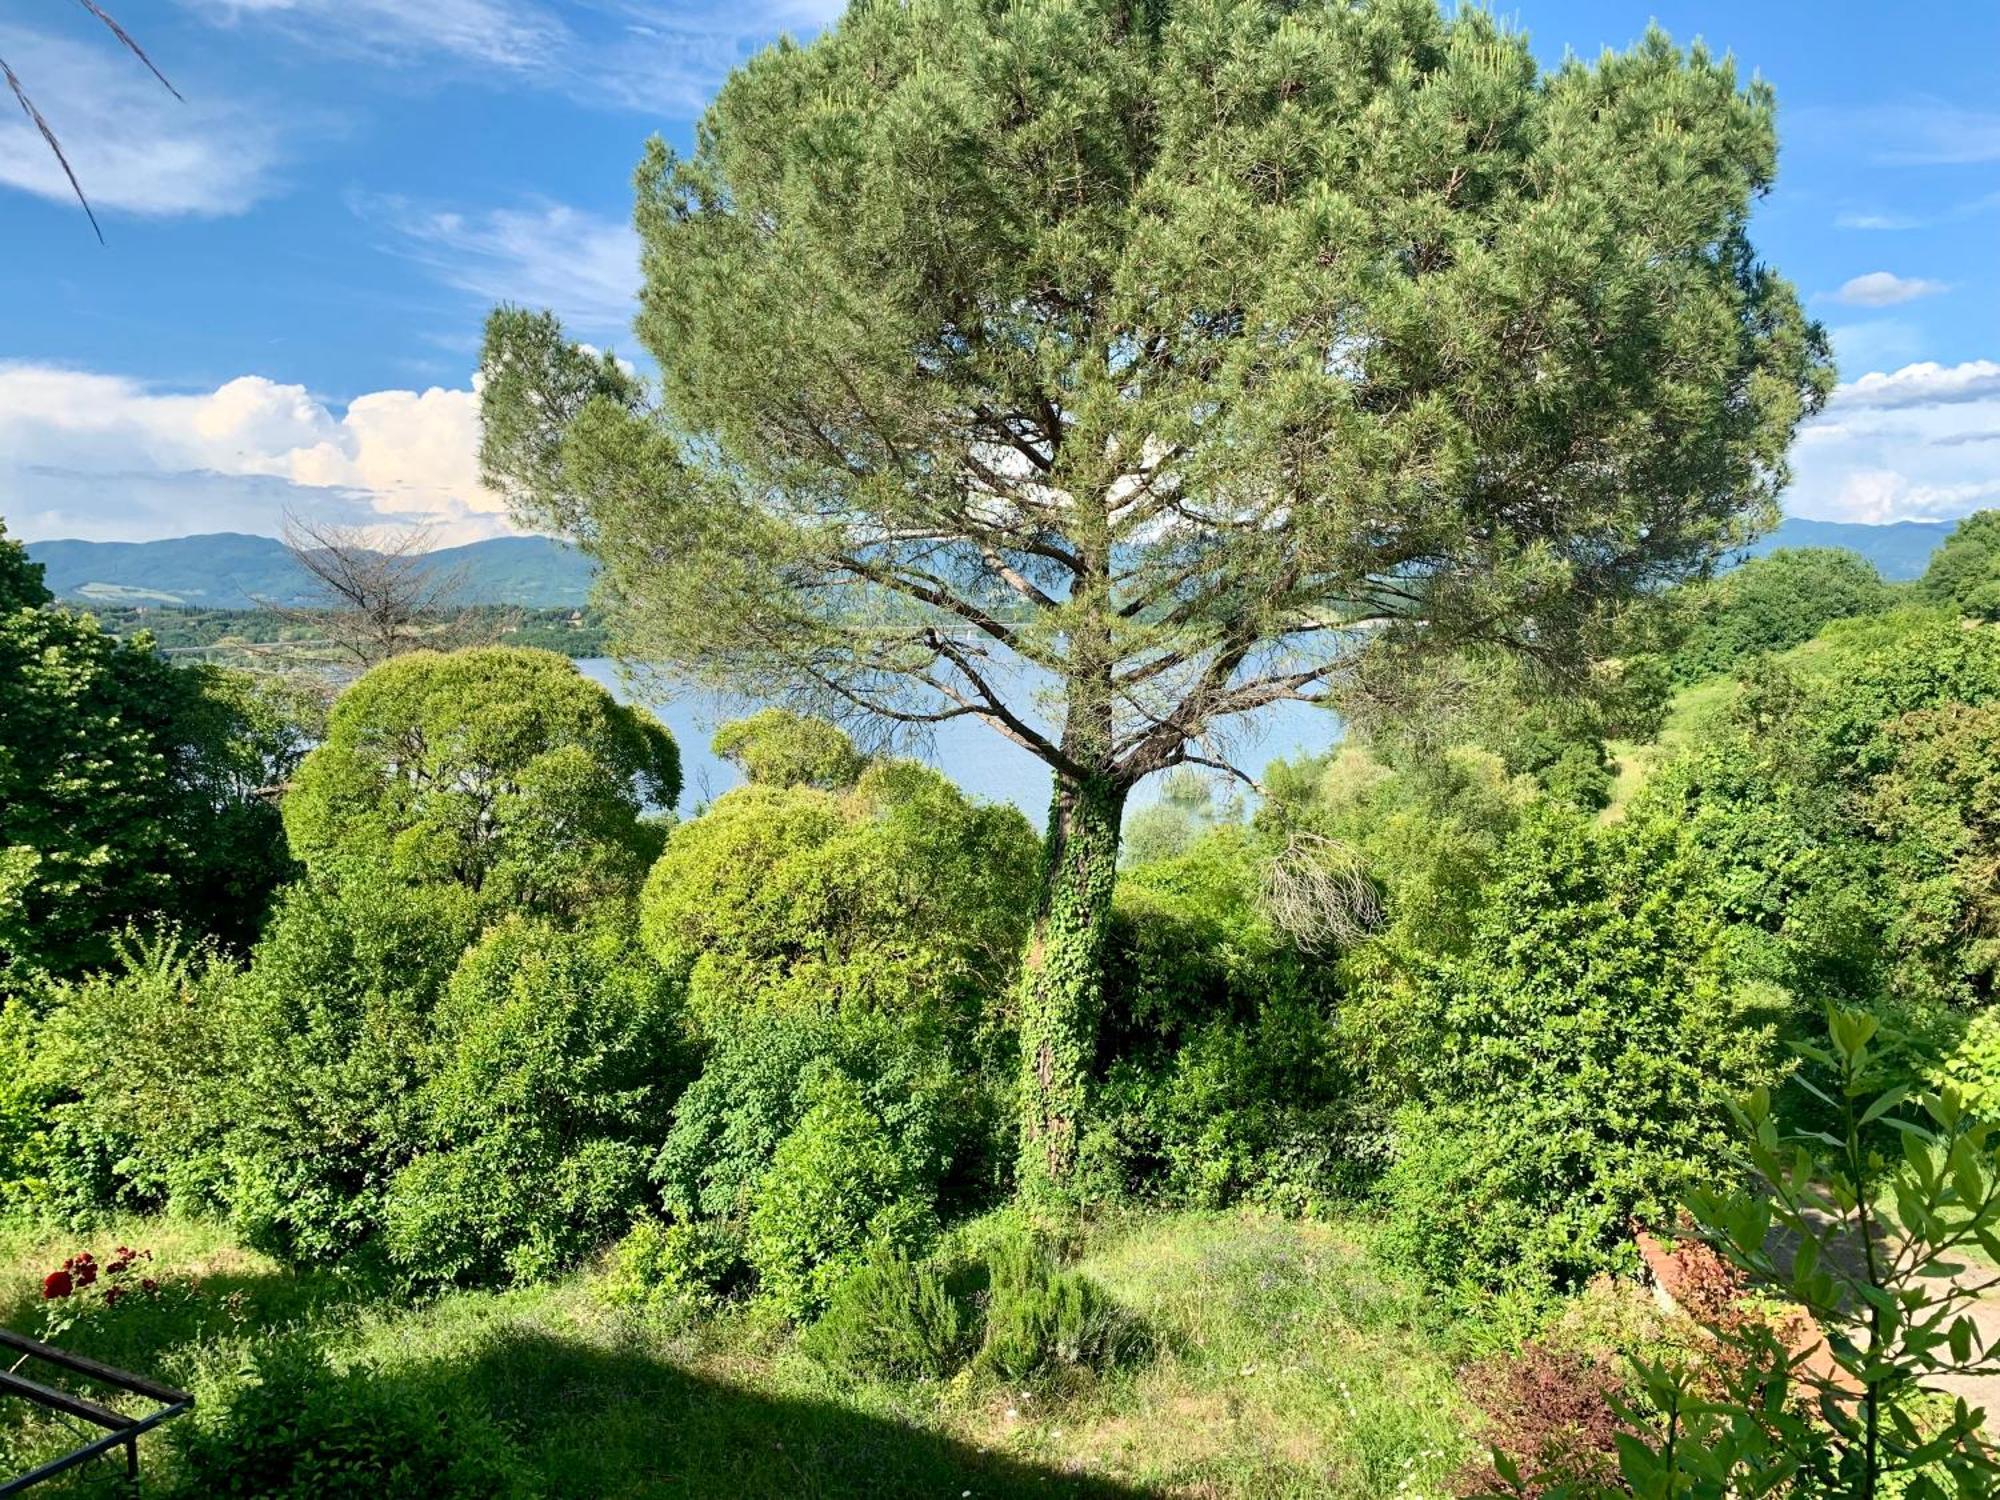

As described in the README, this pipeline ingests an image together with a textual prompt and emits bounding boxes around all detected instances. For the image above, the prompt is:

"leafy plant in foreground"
[1498,1010,2000,1497]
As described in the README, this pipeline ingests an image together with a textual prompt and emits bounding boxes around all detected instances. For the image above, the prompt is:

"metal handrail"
[0,1327,193,1494]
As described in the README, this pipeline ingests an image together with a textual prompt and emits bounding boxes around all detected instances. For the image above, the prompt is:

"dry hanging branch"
[3,2,180,241]
[276,516,485,668]
[1259,830,1382,954]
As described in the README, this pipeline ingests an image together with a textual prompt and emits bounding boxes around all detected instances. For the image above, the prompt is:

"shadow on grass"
[384,1327,1150,1499]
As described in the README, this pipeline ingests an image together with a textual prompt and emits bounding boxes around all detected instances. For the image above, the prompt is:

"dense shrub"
[1640,614,2000,1012]
[974,1231,1134,1383]
[221,876,480,1266]
[0,522,298,978]
[804,1242,969,1380]
[601,1217,748,1317]
[167,1341,531,1499]
[654,1008,985,1230]
[283,647,679,921]
[382,918,689,1287]
[33,933,245,1222]
[1918,509,2000,621]
[1372,806,1787,1293]
[1089,830,1359,1209]
[641,761,1035,1031]
[746,1073,939,1320]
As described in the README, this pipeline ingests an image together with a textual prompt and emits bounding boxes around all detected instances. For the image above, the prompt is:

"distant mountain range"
[1739,517,1953,582]
[25,532,597,610]
[19,516,1960,613]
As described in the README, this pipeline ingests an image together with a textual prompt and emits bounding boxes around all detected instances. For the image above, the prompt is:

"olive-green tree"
[479,0,1829,1193]
[282,647,680,921]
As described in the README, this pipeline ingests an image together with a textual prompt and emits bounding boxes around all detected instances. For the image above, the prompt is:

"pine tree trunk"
[1017,771,1126,1202]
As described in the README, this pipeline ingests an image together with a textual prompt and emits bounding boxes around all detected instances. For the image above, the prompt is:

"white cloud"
[1830,271,1950,307]
[1799,104,2000,168]
[1788,359,2000,525]
[359,196,639,338]
[1833,361,2000,411]
[0,24,286,217]
[190,0,563,68]
[0,363,517,544]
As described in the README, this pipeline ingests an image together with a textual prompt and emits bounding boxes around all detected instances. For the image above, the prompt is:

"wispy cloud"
[1800,102,2000,167]
[1835,210,1923,231]
[1828,271,1950,307]
[178,0,848,113]
[0,23,288,217]
[356,195,640,338]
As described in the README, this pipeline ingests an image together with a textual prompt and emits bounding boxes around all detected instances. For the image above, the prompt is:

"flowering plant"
[38,1245,161,1340]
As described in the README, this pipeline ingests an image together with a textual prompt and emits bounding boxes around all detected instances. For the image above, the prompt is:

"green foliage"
[1090,829,1359,1209]
[652,1007,986,1232]
[641,761,1035,1031]
[1939,1008,2000,1119]
[382,918,689,1287]
[1521,1012,2000,1497]
[1120,771,1239,869]
[222,876,480,1266]
[601,1217,747,1318]
[168,1340,532,1499]
[283,646,678,920]
[1919,509,2000,621]
[1639,613,2000,1012]
[975,1230,1134,1384]
[746,1072,939,1321]
[1373,806,1787,1293]
[1669,547,1892,683]
[804,1242,969,1381]
[0,520,296,977]
[0,999,49,1207]
[33,933,245,1221]
[711,708,868,790]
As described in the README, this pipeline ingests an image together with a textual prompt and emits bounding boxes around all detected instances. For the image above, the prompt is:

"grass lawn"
[0,1212,1478,1498]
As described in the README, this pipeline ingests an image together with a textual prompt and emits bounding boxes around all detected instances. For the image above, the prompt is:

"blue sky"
[1,0,1995,543]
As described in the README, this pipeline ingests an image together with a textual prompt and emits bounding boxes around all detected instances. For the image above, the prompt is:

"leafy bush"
[711,708,868,789]
[34,933,245,1222]
[745,1072,938,1320]
[974,1230,1134,1383]
[0,998,46,1208]
[167,1341,531,1499]
[0,521,297,978]
[1372,806,1787,1294]
[1918,508,2000,621]
[282,646,678,921]
[601,1217,747,1317]
[1090,831,1359,1209]
[382,918,690,1287]
[640,761,1035,1032]
[220,876,479,1266]
[803,1242,968,1380]
[654,1008,986,1232]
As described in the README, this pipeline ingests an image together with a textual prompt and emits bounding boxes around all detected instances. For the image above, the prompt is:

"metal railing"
[0,1328,192,1494]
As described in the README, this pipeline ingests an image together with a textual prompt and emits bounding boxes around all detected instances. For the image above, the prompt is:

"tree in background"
[480,0,1829,1195]
[277,516,492,667]
[1668,546,1892,684]
[282,646,680,922]
[0,521,295,978]
[1919,509,2000,621]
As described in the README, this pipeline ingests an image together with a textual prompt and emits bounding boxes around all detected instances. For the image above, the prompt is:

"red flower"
[73,1261,97,1288]
[139,1278,158,1295]
[41,1270,72,1300]
[103,1285,127,1308]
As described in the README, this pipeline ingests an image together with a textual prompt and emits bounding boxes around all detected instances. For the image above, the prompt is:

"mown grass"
[0,1211,1477,1498]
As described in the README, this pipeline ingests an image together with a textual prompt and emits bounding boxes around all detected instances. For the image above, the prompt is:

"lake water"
[574,659,1344,825]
